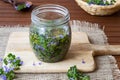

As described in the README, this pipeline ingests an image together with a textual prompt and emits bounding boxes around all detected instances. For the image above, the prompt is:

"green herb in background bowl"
[75,0,120,16]
[86,0,116,5]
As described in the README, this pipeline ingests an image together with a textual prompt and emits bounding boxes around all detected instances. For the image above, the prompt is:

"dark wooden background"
[0,0,120,68]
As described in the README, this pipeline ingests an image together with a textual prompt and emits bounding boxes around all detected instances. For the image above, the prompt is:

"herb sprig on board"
[67,65,90,80]
[86,0,116,5]
[0,53,23,80]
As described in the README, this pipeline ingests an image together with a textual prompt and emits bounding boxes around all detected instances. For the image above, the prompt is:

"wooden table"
[0,0,120,68]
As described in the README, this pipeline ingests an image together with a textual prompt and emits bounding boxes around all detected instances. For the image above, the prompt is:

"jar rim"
[31,4,70,26]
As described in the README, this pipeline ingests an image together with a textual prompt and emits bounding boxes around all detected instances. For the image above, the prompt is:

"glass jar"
[29,4,71,63]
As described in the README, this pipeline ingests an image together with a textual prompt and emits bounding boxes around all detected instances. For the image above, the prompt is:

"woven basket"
[75,0,120,16]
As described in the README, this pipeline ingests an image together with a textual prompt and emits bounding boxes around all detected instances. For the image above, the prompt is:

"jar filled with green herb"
[30,4,71,63]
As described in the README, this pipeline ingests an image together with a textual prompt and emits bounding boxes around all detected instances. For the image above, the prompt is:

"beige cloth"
[0,20,120,80]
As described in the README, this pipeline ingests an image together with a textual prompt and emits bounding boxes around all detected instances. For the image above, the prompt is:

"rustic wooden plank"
[108,37,120,43]
[106,32,120,37]
[108,42,120,44]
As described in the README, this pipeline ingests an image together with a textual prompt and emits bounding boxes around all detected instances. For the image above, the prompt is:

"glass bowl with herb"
[30,4,71,63]
[75,0,120,16]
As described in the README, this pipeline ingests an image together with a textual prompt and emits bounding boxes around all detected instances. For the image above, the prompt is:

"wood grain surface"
[0,0,120,69]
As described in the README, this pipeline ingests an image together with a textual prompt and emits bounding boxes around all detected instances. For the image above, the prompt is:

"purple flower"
[13,59,16,62]
[0,58,3,61]
[6,67,14,72]
[2,66,13,73]
[20,61,23,65]
[9,67,14,71]
[8,60,12,63]
[1,75,7,80]
[32,62,36,66]
[38,62,42,65]
[14,6,18,10]
[82,59,86,64]
[16,57,20,60]
[3,66,9,73]
[25,1,32,8]
[47,43,51,47]
[47,42,54,46]
[47,41,58,47]
[59,35,64,38]
[36,45,45,51]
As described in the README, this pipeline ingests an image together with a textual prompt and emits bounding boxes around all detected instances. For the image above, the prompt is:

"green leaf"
[82,75,90,80]
[8,53,13,57]
[8,53,15,60]
[0,68,4,75]
[105,1,110,5]
[17,4,26,11]
[6,70,15,80]
[3,58,8,65]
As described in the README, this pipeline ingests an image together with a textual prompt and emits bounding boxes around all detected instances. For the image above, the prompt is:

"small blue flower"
[8,60,12,63]
[35,45,45,51]
[3,66,9,73]
[82,59,86,64]
[2,66,13,73]
[13,59,16,62]
[38,62,42,65]
[9,67,14,71]
[1,75,7,80]
[59,35,64,39]
[25,1,32,8]
[38,46,45,51]
[16,57,20,60]
[20,61,23,65]
[0,58,3,61]
[50,42,54,45]
[25,2,31,8]
[6,68,13,73]
[50,42,55,45]
[47,41,58,47]
[14,6,18,10]
[33,62,36,66]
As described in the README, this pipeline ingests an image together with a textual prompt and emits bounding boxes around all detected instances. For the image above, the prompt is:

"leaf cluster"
[0,53,23,80]
[67,65,90,80]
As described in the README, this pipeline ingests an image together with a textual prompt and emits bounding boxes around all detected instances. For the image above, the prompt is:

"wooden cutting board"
[5,32,120,73]
[5,32,95,73]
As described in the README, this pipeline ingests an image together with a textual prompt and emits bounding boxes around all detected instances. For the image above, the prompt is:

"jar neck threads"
[31,4,70,26]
